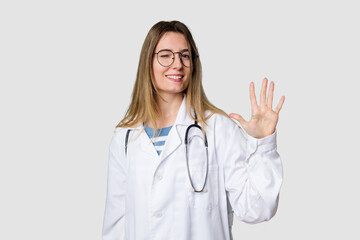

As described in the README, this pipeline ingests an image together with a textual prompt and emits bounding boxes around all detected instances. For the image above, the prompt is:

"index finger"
[249,82,258,112]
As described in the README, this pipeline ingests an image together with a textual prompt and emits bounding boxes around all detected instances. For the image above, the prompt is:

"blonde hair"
[116,20,228,135]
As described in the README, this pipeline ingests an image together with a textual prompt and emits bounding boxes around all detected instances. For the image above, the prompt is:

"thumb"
[229,113,247,127]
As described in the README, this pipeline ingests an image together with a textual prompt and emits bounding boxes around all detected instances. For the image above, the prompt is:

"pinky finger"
[275,96,285,114]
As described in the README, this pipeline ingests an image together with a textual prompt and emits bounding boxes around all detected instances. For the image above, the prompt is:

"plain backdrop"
[1,0,359,239]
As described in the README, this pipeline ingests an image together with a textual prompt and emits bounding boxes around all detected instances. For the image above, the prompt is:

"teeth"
[167,75,183,79]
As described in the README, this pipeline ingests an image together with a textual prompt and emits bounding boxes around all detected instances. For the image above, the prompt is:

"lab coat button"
[156,175,163,181]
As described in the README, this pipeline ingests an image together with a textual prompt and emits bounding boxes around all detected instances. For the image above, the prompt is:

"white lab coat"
[102,94,283,240]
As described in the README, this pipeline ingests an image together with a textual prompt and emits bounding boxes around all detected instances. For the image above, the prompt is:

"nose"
[172,52,183,69]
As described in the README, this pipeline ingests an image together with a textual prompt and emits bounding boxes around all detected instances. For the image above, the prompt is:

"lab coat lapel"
[160,94,193,161]
[140,129,160,158]
[129,124,159,158]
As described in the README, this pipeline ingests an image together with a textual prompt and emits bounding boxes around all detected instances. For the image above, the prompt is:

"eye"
[181,54,190,59]
[158,50,173,58]
[159,54,171,58]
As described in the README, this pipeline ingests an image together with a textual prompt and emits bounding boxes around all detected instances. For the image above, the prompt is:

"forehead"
[155,32,189,51]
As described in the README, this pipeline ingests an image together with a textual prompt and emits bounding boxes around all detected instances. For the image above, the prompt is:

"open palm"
[230,78,285,139]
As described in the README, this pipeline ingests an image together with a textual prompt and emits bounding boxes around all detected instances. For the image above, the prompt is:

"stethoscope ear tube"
[125,129,131,156]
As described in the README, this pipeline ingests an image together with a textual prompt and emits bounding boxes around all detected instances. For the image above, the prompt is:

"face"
[152,32,192,97]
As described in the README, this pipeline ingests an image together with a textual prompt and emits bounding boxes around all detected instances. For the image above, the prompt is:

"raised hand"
[229,78,285,139]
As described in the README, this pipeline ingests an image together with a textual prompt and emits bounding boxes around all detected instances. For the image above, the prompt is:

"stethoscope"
[185,113,209,193]
[124,112,209,193]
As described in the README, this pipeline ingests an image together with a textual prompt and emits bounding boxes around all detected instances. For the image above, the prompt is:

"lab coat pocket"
[188,165,219,210]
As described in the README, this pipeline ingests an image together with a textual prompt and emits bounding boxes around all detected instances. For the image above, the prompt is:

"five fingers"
[251,78,284,113]
[230,78,285,133]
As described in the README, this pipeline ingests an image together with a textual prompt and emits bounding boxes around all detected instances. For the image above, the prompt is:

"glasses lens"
[157,50,173,67]
[180,51,191,67]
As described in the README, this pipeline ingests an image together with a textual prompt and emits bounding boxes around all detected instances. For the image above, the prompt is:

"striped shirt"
[144,125,173,156]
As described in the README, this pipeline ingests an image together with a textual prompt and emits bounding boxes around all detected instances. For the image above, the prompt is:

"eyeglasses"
[154,49,192,68]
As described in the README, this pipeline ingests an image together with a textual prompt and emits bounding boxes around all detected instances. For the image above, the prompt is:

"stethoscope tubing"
[185,123,209,193]
[125,114,209,193]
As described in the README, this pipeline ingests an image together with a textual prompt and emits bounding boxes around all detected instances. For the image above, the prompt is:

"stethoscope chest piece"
[189,187,208,193]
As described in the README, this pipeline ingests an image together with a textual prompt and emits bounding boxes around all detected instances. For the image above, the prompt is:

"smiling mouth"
[165,75,184,82]
[166,75,184,79]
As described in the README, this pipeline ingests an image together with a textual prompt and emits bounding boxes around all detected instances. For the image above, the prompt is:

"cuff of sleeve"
[246,129,277,155]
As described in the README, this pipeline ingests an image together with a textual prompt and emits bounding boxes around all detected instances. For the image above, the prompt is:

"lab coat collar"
[173,93,195,127]
[160,93,193,160]
[130,94,195,161]
[128,94,194,131]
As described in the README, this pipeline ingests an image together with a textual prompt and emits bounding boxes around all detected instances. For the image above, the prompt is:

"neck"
[150,92,183,128]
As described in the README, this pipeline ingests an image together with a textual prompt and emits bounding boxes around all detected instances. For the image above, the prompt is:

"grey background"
[1,0,359,239]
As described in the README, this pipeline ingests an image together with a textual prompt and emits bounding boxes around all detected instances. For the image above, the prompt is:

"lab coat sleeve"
[102,129,127,240]
[220,119,283,224]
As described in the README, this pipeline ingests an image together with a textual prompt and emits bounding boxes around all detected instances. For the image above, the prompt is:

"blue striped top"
[144,125,173,156]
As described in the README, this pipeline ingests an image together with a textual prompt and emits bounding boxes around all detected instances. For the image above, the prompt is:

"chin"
[158,87,187,95]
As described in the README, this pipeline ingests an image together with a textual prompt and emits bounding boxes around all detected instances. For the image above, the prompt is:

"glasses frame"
[153,49,194,68]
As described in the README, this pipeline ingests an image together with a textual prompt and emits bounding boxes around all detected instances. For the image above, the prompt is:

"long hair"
[116,20,228,134]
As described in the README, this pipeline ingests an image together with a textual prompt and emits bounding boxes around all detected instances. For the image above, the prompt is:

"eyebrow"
[159,48,190,52]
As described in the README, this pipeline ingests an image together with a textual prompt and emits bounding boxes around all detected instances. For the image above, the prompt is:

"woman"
[102,20,285,240]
